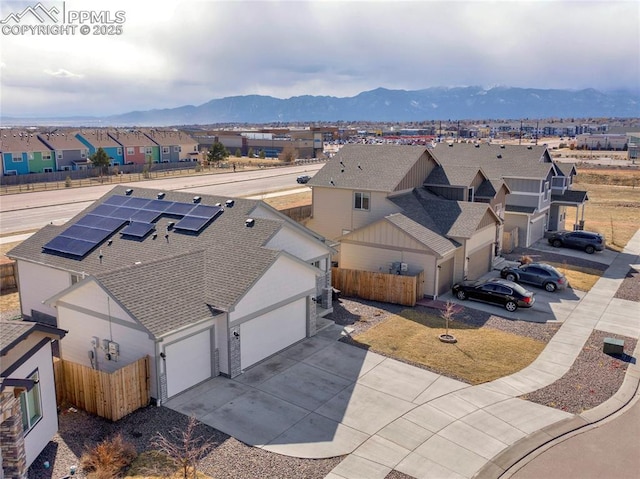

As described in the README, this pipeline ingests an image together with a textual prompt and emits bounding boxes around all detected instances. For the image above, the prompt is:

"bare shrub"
[80,433,137,479]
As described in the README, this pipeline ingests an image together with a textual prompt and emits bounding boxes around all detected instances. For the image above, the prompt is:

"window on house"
[145,147,152,155]
[19,370,42,433]
[12,155,22,162]
[56,151,63,160]
[43,154,51,160]
[354,192,370,210]
[127,147,134,155]
[81,150,87,158]
[139,147,145,154]
[43,168,53,173]
[544,181,550,201]
[163,147,170,154]
[193,146,198,152]
[117,148,123,156]
[174,146,181,153]
[468,187,475,202]
[71,273,81,285]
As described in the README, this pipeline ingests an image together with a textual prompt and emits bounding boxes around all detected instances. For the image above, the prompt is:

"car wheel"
[585,245,595,254]
[552,239,562,248]
[456,290,467,300]
[505,301,517,312]
[544,282,557,292]
[505,273,517,282]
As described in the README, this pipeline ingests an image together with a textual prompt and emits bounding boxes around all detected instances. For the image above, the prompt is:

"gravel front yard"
[26,246,640,479]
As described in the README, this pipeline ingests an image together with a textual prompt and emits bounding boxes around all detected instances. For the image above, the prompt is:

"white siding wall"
[14,342,58,468]
[17,260,69,320]
[265,225,329,261]
[55,282,156,394]
[230,255,315,322]
[465,225,498,253]
[504,213,530,248]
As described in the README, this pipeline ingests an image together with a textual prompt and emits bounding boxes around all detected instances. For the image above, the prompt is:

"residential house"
[1,130,55,175]
[37,132,89,171]
[75,130,125,166]
[1,321,67,477]
[143,129,199,163]
[8,186,334,404]
[306,145,502,298]
[108,130,159,165]
[429,143,587,247]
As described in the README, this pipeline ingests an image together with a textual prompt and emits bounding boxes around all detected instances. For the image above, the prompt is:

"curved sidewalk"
[327,230,640,479]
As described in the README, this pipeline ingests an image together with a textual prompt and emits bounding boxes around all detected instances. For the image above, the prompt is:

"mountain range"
[4,87,639,127]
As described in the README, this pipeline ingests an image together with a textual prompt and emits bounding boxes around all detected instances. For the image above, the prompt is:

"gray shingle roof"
[309,144,431,191]
[8,186,315,338]
[424,164,483,187]
[551,189,589,204]
[0,320,66,356]
[430,143,556,180]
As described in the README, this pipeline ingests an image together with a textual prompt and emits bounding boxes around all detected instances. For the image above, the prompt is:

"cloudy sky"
[1,0,638,118]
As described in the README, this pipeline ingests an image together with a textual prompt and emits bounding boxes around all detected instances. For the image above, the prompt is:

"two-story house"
[1,130,56,175]
[144,129,199,163]
[75,130,125,166]
[8,186,334,404]
[108,130,160,165]
[306,145,502,298]
[37,132,90,171]
[430,143,587,248]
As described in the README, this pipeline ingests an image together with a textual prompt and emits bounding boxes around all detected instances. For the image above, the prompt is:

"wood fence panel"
[0,261,17,291]
[53,356,150,421]
[331,267,420,306]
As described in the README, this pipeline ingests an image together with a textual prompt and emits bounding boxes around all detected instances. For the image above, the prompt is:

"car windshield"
[509,282,529,295]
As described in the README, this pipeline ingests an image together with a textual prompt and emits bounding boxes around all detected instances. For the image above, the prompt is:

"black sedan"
[500,262,568,292]
[452,278,535,312]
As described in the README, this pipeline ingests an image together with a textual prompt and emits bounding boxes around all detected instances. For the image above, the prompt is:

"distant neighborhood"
[1,118,639,178]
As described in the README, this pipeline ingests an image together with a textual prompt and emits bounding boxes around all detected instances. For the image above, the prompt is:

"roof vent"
[125,188,133,195]
[167,222,175,230]
[225,199,235,207]
[215,202,222,207]
[474,144,480,148]
[157,192,165,199]
[500,145,506,149]
[193,196,201,203]
[330,177,336,186]
[527,146,533,149]
[245,218,255,228]
[448,143,454,147]
[497,154,502,159]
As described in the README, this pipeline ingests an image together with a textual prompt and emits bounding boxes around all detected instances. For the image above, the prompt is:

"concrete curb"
[474,340,640,479]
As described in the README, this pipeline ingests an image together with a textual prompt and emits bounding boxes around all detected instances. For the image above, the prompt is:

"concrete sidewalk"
[164,230,640,479]
[327,230,640,479]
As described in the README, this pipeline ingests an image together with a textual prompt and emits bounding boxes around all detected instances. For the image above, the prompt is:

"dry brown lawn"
[570,170,640,252]
[263,191,312,210]
[547,262,603,292]
[352,309,545,385]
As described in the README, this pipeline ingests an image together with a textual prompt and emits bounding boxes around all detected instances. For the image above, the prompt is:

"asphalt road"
[0,164,321,235]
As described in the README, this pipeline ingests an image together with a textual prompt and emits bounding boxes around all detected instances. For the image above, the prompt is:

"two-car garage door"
[240,298,306,370]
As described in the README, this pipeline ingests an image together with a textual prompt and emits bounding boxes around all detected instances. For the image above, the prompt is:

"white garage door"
[528,216,546,247]
[467,244,492,280]
[438,258,455,296]
[240,298,306,369]
[165,329,212,398]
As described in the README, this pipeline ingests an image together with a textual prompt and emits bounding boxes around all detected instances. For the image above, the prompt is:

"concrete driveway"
[165,324,442,458]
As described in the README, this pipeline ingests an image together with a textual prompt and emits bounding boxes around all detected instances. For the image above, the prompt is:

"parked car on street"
[452,278,535,312]
[296,175,311,184]
[500,262,568,292]
[548,231,605,254]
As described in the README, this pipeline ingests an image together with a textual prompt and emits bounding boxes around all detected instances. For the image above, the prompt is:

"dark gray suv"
[548,231,605,254]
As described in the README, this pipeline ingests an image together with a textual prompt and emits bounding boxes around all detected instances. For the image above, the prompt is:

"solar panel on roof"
[164,202,195,216]
[103,195,131,206]
[62,224,114,243]
[174,216,211,232]
[121,222,155,238]
[75,214,107,228]
[90,204,119,217]
[130,209,161,223]
[44,236,97,257]
[108,206,139,220]
[122,197,151,209]
[187,204,223,219]
[145,199,173,212]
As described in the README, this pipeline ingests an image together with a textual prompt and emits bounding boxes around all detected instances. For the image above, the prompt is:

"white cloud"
[0,0,638,117]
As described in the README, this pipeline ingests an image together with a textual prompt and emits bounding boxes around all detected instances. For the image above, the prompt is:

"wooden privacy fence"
[54,356,150,421]
[0,259,17,292]
[332,267,424,306]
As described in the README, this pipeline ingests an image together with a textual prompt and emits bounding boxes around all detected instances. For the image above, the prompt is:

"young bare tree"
[278,144,298,163]
[151,416,215,479]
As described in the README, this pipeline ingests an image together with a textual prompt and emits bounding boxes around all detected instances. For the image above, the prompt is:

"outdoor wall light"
[233,331,240,338]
